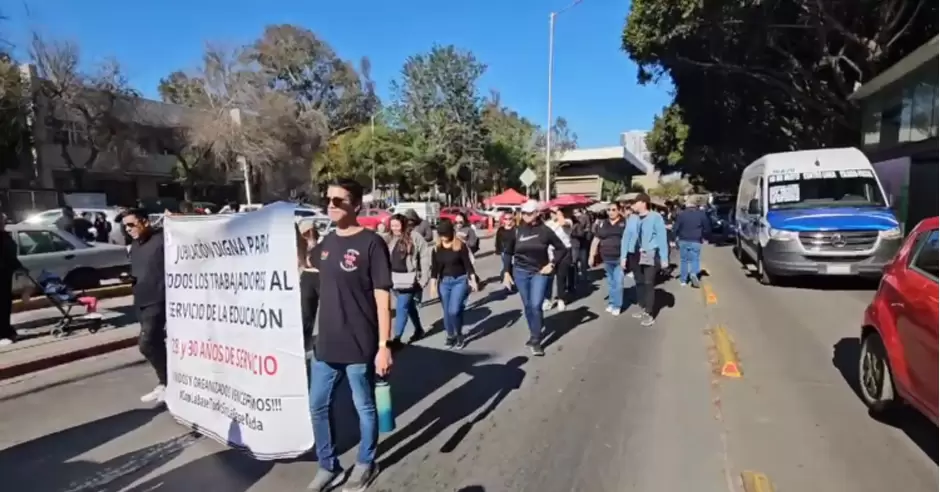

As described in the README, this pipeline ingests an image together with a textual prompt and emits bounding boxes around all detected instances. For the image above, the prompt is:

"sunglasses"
[326,196,348,207]
[122,221,142,229]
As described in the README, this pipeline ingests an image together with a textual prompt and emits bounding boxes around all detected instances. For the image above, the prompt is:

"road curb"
[0,335,138,381]
[12,284,132,313]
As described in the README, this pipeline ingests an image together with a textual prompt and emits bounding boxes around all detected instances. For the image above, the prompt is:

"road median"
[0,327,139,381]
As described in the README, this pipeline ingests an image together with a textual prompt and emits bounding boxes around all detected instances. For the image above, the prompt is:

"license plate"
[826,264,853,275]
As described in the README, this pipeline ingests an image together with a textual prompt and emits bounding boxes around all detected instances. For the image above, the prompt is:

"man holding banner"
[307,178,393,492]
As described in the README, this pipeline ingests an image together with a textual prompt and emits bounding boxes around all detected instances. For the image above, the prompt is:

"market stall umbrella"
[588,202,609,213]
[545,194,593,208]
[485,188,529,206]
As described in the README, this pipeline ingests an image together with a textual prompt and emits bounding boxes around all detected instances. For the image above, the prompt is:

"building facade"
[850,36,938,234]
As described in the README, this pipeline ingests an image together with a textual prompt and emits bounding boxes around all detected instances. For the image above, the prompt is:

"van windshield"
[767,169,886,210]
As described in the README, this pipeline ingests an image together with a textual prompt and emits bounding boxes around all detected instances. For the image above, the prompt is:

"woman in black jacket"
[494,213,516,290]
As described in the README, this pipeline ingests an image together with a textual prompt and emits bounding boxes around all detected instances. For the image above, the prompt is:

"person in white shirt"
[543,207,573,311]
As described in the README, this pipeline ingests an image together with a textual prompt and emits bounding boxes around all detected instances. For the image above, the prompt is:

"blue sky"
[6,0,672,147]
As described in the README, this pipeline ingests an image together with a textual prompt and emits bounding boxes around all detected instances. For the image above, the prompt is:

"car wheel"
[858,332,897,414]
[64,268,101,291]
[757,254,776,285]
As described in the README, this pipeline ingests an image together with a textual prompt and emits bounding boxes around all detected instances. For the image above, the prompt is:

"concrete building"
[849,35,938,233]
[2,64,242,213]
[554,145,651,199]
[619,130,682,191]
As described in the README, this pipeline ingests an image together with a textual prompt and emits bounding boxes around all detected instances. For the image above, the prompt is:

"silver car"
[8,224,131,293]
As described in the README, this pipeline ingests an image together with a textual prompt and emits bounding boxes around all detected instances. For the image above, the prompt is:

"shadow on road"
[832,337,938,464]
[297,345,491,464]
[124,447,274,492]
[377,356,527,469]
[0,407,184,491]
[424,306,493,340]
[457,487,485,492]
[465,309,521,343]
[542,306,599,350]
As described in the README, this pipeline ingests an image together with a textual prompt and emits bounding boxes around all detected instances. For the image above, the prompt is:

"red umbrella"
[485,188,529,206]
[545,194,593,208]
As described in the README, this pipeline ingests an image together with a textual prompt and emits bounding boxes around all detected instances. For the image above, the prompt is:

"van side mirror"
[747,199,761,215]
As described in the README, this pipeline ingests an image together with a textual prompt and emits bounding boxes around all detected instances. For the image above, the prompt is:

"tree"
[390,45,488,200]
[481,90,539,192]
[158,43,329,199]
[30,35,141,189]
[623,0,937,191]
[0,53,28,177]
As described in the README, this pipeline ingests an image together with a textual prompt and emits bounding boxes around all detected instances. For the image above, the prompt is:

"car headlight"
[879,227,902,240]
[768,227,797,241]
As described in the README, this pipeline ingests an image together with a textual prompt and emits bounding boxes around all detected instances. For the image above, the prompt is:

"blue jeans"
[602,261,624,310]
[393,290,423,339]
[438,275,470,338]
[678,241,702,283]
[513,268,550,343]
[309,360,377,471]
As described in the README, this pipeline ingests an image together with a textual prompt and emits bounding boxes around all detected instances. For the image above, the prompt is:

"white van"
[734,147,902,285]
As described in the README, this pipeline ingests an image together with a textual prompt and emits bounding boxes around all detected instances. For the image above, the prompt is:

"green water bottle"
[375,377,395,433]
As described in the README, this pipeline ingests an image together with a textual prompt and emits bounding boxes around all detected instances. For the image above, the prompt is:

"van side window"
[756,178,765,211]
[910,229,939,281]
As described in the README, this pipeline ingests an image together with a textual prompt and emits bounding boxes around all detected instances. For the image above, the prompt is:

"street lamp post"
[545,0,584,201]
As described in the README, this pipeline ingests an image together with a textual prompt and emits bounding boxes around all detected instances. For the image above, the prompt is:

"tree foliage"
[623,0,938,191]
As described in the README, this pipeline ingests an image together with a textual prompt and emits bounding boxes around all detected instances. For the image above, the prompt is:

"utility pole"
[545,0,586,201]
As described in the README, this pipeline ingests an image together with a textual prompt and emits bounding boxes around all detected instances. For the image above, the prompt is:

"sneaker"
[444,337,457,349]
[640,315,656,327]
[528,342,545,356]
[690,276,701,288]
[555,300,567,312]
[307,467,344,491]
[604,306,614,314]
[631,311,645,319]
[140,385,166,403]
[542,299,554,311]
[679,282,687,287]
[609,308,620,317]
[342,462,378,492]
[453,336,467,350]
[0,338,14,347]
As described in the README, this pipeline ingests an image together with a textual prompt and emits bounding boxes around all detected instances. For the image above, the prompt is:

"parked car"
[858,216,938,425]
[21,207,123,239]
[358,209,392,232]
[440,207,489,227]
[8,224,131,294]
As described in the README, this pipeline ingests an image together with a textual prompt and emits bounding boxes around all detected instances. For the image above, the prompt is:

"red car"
[357,209,392,231]
[439,207,488,227]
[859,216,938,424]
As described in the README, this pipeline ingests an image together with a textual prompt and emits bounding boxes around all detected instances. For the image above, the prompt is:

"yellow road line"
[711,326,742,378]
[741,471,775,492]
[702,283,718,305]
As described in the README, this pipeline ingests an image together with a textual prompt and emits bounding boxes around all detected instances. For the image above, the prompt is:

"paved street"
[0,242,936,491]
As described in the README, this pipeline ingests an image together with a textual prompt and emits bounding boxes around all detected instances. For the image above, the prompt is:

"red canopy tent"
[544,194,593,208]
[485,188,529,206]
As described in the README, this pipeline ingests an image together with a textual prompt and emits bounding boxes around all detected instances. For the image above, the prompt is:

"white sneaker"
[0,338,13,347]
[141,385,166,403]
[542,300,554,311]
[556,300,567,312]
[605,306,614,314]
[609,308,621,317]
[626,271,635,278]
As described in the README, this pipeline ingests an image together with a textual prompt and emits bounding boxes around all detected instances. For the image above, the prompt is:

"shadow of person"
[377,356,527,469]
[300,346,491,463]
[0,407,163,487]
[541,306,599,349]
[457,486,486,491]
[124,447,275,492]
[424,306,492,339]
[831,338,938,464]
[464,309,521,343]
[651,288,676,317]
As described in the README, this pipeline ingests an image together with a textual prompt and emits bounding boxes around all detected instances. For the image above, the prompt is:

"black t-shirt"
[595,219,625,262]
[390,245,409,273]
[511,222,568,273]
[431,243,475,279]
[311,229,392,364]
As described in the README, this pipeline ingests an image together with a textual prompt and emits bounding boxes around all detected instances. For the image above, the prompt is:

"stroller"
[24,271,105,338]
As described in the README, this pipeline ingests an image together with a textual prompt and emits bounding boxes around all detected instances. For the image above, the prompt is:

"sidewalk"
[1,296,139,380]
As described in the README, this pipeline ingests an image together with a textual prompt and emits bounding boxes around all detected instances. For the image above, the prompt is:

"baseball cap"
[520,200,540,214]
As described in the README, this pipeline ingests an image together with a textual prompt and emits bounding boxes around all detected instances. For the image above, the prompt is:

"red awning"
[485,189,529,206]
[545,194,593,208]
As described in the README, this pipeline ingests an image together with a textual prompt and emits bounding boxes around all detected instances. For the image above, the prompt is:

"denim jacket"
[619,214,641,262]
[620,212,668,265]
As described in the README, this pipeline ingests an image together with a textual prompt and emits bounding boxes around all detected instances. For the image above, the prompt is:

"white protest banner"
[163,202,313,459]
